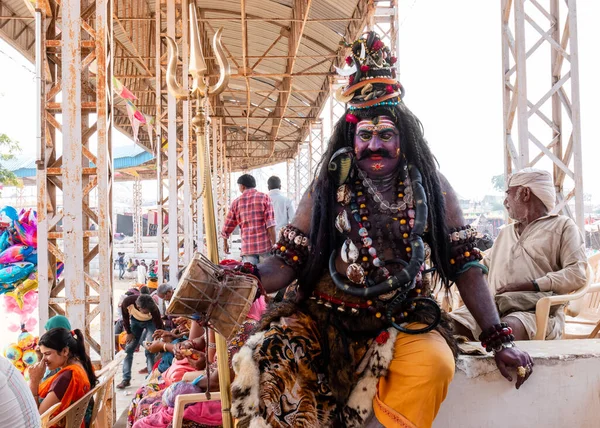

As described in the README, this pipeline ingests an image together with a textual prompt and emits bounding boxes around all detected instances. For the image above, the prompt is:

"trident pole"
[165,4,232,426]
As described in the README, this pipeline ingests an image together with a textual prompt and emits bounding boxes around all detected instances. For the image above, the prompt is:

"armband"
[271,224,309,271]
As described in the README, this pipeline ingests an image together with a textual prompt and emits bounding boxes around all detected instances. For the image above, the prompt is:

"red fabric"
[221,189,276,256]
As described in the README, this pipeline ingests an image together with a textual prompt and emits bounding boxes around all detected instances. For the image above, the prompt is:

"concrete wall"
[434,340,600,428]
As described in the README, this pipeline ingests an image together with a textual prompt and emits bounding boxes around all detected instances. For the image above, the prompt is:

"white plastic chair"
[534,260,593,340]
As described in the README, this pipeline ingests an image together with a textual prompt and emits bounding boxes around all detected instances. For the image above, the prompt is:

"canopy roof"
[0,0,375,171]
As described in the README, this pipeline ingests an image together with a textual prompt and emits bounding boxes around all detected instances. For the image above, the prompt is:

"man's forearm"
[456,268,501,333]
[267,226,276,245]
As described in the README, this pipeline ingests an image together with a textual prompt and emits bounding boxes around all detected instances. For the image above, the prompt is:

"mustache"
[358,149,393,160]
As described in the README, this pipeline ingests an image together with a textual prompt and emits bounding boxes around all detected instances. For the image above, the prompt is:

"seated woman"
[29,328,97,427]
[127,320,206,427]
[129,295,266,428]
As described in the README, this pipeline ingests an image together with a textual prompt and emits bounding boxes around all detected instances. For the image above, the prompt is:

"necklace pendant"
[335,210,351,233]
[346,263,366,285]
[336,184,352,206]
[341,239,359,263]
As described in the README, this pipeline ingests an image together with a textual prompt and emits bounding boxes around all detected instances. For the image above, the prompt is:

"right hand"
[173,340,194,360]
[223,239,230,254]
[126,333,135,344]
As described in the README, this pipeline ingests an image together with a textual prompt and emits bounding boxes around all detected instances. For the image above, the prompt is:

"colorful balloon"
[0,206,19,222]
[23,367,30,381]
[13,221,37,248]
[18,330,36,350]
[6,280,38,309]
[22,349,39,366]
[0,262,35,284]
[3,343,22,362]
[13,359,25,373]
[0,244,34,264]
[0,231,10,252]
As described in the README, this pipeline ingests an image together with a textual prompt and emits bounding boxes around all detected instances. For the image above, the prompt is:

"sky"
[0,0,599,204]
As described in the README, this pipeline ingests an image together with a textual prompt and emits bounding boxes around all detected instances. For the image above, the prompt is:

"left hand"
[494,346,534,389]
[28,361,46,384]
[496,282,535,294]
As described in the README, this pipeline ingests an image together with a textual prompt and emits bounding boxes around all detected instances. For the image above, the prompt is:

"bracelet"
[492,341,516,355]
[271,224,310,271]
[478,322,515,352]
[208,342,216,349]
[163,343,167,352]
[532,279,540,292]
[447,225,483,279]
[456,261,489,276]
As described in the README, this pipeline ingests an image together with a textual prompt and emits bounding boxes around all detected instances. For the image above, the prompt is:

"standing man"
[221,174,276,265]
[136,259,147,285]
[267,175,296,238]
[117,294,163,388]
[450,168,587,340]
[117,252,126,280]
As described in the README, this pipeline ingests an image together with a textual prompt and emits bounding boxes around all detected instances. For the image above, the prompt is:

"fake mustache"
[358,149,393,160]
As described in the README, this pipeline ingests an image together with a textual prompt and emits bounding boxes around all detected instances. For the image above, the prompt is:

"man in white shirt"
[267,176,296,238]
[136,261,147,285]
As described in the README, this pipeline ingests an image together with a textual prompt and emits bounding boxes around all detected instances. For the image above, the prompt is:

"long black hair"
[38,328,98,387]
[297,103,451,297]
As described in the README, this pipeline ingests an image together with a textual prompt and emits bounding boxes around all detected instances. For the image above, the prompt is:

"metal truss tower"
[501,0,583,231]
[36,0,114,364]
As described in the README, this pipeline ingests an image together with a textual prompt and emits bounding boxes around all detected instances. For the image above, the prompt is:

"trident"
[165,4,233,427]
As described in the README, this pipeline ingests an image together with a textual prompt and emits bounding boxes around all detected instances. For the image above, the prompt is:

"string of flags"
[113,77,155,150]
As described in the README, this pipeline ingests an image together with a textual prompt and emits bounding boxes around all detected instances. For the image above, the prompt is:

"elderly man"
[450,168,587,340]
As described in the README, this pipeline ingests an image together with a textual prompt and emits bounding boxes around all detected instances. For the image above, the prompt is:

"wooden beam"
[269,0,313,155]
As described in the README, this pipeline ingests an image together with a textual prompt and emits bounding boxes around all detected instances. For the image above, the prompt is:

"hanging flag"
[144,114,155,151]
[112,77,137,101]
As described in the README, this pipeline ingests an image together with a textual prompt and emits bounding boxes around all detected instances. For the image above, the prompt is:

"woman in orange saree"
[28,328,97,428]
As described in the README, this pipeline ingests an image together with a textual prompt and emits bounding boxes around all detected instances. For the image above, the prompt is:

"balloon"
[56,262,64,278]
[23,367,30,381]
[0,262,35,284]
[0,206,19,222]
[13,359,25,373]
[24,252,37,265]
[22,349,38,366]
[18,330,36,350]
[0,245,34,264]
[0,231,10,252]
[6,280,38,309]
[3,343,22,362]
[13,221,37,248]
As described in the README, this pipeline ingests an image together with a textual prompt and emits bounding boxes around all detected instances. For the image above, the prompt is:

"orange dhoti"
[374,324,455,428]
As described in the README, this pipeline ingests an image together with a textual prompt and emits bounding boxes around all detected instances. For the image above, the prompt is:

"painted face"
[354,116,401,177]
[39,345,69,371]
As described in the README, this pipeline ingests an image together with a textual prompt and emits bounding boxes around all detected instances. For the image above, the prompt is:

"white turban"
[507,168,556,211]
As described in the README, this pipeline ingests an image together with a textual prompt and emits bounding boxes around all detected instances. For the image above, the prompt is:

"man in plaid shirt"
[221,174,277,264]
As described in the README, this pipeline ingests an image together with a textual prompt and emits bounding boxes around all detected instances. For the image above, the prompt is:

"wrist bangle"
[493,341,516,355]
[163,343,167,352]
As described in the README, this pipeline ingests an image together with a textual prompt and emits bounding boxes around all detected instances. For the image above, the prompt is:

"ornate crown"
[335,32,404,119]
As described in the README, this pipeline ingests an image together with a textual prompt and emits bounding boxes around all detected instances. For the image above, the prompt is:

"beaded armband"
[478,322,515,353]
[271,224,309,271]
[448,225,483,278]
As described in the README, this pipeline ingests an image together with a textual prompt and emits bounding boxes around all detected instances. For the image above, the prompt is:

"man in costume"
[450,168,587,341]
[230,32,533,427]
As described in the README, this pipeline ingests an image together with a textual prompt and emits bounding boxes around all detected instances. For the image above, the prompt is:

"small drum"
[166,253,259,341]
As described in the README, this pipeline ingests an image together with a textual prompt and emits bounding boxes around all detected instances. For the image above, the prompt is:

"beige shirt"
[484,214,587,296]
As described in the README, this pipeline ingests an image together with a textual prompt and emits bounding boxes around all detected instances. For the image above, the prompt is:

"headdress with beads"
[335,31,404,122]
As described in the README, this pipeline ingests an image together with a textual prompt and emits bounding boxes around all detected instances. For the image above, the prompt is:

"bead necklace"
[358,168,408,213]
